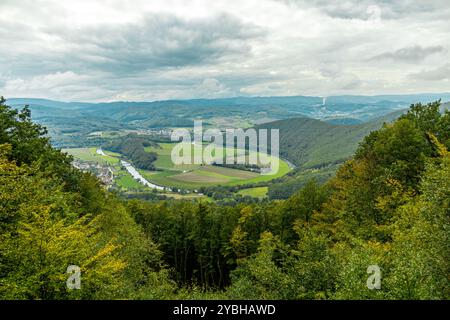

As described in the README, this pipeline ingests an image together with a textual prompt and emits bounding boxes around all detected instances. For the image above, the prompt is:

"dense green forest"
[0,97,449,299]
[106,135,159,170]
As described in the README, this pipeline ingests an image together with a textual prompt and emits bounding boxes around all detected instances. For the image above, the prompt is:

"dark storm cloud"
[43,13,265,75]
[368,45,445,62]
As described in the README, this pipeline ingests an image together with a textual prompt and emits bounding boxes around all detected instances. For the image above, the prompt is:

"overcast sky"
[1,0,449,102]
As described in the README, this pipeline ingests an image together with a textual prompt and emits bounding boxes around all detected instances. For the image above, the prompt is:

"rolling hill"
[259,110,408,199]
[5,94,448,150]
[257,109,406,169]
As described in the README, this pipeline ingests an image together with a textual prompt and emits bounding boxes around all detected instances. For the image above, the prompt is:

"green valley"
[2,97,449,300]
[2,0,450,305]
[64,141,291,195]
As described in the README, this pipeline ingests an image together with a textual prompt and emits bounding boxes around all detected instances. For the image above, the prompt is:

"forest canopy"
[0,97,449,299]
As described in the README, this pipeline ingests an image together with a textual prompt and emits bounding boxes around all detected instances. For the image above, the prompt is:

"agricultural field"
[142,142,291,189]
[63,142,292,193]
[62,147,120,165]
[115,172,146,190]
[237,187,269,198]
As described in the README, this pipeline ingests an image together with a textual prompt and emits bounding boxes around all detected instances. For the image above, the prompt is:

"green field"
[62,147,120,165]
[115,172,145,190]
[142,142,291,189]
[237,187,268,198]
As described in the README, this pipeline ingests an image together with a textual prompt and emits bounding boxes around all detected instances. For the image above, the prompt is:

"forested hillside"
[1,97,449,299]
[106,135,158,170]
[258,110,405,169]
[9,94,445,148]
[0,97,174,299]
[261,110,405,199]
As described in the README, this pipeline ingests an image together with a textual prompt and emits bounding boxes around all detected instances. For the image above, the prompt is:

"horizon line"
[4,91,450,104]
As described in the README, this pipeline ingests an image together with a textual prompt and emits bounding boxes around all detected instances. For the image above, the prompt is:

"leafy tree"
[385,139,450,299]
[0,145,125,299]
[332,239,389,299]
[228,232,293,299]
[279,179,328,243]
[2,97,449,300]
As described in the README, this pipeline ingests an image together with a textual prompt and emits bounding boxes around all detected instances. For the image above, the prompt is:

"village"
[72,159,114,188]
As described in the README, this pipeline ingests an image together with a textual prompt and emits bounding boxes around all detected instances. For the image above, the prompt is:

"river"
[96,148,107,156]
[120,160,166,191]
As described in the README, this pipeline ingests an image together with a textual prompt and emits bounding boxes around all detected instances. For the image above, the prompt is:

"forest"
[106,135,159,171]
[0,96,449,299]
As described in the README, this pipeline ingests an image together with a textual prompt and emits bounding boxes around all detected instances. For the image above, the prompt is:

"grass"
[237,187,268,198]
[223,157,291,186]
[166,165,258,185]
[103,150,121,158]
[115,174,144,190]
[171,170,230,184]
[142,143,291,189]
[145,143,203,171]
[141,164,261,189]
[200,165,258,179]
[63,147,104,163]
[63,147,120,165]
[161,193,209,200]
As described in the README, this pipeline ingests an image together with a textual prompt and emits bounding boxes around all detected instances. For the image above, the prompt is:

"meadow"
[237,186,269,198]
[62,147,120,165]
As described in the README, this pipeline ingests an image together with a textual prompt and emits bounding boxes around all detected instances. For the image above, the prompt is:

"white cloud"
[0,0,449,101]
[410,64,450,81]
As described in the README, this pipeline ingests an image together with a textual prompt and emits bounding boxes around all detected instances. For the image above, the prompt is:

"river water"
[96,148,107,156]
[120,160,166,191]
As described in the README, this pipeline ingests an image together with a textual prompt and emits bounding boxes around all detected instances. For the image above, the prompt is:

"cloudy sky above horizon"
[1,0,449,102]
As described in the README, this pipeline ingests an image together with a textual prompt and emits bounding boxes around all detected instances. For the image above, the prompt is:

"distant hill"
[5,94,447,148]
[8,93,449,126]
[257,109,406,169]
[324,118,363,125]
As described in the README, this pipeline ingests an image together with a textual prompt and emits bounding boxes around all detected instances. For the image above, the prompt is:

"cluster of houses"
[72,160,114,187]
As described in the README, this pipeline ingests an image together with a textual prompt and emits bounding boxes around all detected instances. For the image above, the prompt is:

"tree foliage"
[1,98,449,300]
